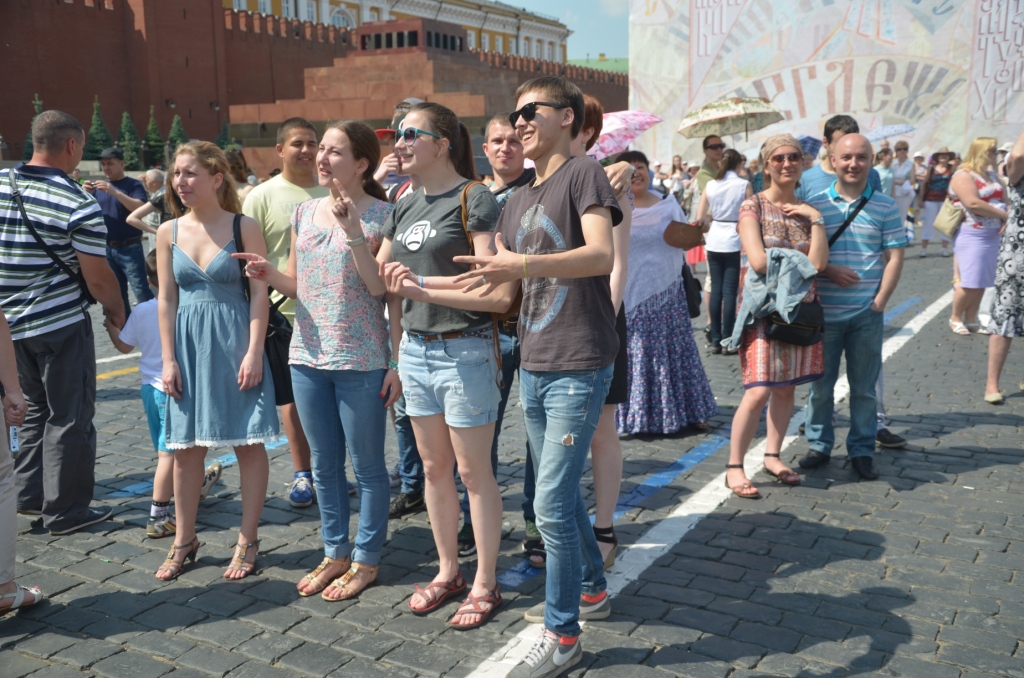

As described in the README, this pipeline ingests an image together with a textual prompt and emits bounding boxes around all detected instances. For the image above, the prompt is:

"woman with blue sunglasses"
[377,102,517,630]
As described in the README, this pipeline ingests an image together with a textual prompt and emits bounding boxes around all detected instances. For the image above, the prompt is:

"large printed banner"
[629,0,1024,162]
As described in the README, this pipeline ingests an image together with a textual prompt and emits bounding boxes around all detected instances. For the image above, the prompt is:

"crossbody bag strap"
[231,213,251,303]
[457,180,503,388]
[8,170,96,304]
[828,196,868,248]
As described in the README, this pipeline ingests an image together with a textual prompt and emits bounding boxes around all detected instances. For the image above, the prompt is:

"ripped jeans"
[520,364,613,637]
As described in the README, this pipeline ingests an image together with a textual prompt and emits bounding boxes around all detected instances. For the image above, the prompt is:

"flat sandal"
[763,453,801,486]
[298,556,350,597]
[322,563,378,602]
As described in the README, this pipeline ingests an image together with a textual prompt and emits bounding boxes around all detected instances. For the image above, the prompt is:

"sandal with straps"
[298,556,350,597]
[449,585,502,630]
[725,464,760,499]
[409,571,466,615]
[223,539,260,580]
[155,537,201,581]
[0,584,44,614]
[322,563,378,602]
[593,525,618,570]
[764,453,801,486]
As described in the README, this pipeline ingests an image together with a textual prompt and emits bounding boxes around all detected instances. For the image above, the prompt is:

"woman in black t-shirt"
[377,102,515,631]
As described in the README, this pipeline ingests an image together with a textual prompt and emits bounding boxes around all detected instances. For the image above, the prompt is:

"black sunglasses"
[704,143,727,151]
[768,152,803,166]
[509,101,569,127]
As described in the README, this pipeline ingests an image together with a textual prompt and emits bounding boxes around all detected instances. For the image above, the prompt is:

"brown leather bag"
[457,181,522,322]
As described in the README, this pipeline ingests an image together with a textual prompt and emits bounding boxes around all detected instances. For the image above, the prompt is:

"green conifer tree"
[83,96,114,161]
[117,112,143,170]
[143,105,163,167]
[21,94,43,161]
[166,115,189,153]
[214,120,230,149]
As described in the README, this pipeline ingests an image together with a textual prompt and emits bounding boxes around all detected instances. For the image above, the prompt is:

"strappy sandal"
[949,319,970,335]
[525,540,546,568]
[449,586,502,630]
[593,525,618,569]
[763,453,801,486]
[0,584,44,614]
[223,539,260,580]
[409,571,467,615]
[298,556,350,597]
[725,464,760,499]
[155,537,201,581]
[322,563,378,602]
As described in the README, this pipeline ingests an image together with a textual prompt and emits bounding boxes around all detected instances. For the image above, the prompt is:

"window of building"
[481,33,489,51]
[534,40,541,58]
[257,0,271,14]
[547,42,554,61]
[467,30,475,49]
[495,36,503,53]
[233,0,247,10]
[523,37,530,56]
[369,8,379,22]
[305,1,316,22]
[330,8,352,27]
[281,0,295,19]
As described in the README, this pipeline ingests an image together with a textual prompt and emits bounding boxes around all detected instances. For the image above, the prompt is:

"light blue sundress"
[164,219,279,449]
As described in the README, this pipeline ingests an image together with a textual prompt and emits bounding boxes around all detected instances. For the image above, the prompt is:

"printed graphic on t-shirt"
[517,205,568,333]
[394,220,437,251]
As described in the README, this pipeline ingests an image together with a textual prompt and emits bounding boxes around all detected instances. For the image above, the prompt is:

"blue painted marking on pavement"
[884,297,922,325]
[496,434,730,588]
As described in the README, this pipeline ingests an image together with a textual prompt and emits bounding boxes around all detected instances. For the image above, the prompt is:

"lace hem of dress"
[167,435,279,450]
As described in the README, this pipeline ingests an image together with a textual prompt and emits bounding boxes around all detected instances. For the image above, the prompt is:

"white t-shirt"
[704,171,747,252]
[118,298,163,391]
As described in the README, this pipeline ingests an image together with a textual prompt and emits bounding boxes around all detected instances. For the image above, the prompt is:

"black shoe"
[709,345,723,355]
[49,506,114,536]
[388,491,424,519]
[798,422,806,435]
[875,428,906,449]
[850,456,879,480]
[457,523,476,557]
[798,451,831,469]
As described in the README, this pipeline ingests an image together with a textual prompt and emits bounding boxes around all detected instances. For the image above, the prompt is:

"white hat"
[999,142,1012,153]
[913,150,924,158]
[651,159,662,166]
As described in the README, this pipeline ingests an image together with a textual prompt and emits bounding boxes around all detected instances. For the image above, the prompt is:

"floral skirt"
[616,279,719,435]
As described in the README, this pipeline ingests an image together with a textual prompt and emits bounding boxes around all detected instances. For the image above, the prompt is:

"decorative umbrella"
[677,97,783,141]
[587,110,663,161]
[865,124,915,142]
[797,134,822,158]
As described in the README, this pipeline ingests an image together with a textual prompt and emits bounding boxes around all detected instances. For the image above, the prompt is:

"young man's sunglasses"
[397,126,442,146]
[509,101,569,127]
[704,143,727,151]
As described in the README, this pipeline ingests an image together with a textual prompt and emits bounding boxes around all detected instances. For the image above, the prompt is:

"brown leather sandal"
[764,453,801,486]
[155,537,201,581]
[409,571,466,615]
[322,562,378,602]
[449,586,502,630]
[725,464,760,499]
[298,556,350,597]
[223,539,260,579]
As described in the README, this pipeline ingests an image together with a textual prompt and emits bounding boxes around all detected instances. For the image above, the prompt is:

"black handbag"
[232,215,294,406]
[681,262,702,319]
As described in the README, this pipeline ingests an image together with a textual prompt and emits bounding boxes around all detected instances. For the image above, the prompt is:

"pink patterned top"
[290,197,393,371]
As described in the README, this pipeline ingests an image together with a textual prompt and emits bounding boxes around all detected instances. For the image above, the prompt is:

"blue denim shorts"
[141,384,168,452]
[399,332,500,428]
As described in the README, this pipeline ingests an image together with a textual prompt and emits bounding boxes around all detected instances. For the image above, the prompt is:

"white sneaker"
[510,629,582,678]
[941,247,951,257]
[919,249,928,258]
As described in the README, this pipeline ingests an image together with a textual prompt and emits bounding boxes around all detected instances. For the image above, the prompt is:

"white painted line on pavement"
[96,352,140,364]
[471,289,954,676]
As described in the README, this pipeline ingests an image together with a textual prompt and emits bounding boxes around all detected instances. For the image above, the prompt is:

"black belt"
[407,328,493,342]
[108,236,143,248]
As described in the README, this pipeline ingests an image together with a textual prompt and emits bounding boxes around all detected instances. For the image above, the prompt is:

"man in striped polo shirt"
[0,110,125,535]
[799,133,906,480]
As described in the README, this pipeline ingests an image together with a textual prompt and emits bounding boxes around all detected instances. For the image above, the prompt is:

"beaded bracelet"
[387,359,399,370]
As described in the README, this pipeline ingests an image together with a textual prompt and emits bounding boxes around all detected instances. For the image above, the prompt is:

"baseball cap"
[99,147,124,160]
[913,150,924,158]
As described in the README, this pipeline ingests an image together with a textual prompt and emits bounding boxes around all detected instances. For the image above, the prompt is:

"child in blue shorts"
[105,249,223,538]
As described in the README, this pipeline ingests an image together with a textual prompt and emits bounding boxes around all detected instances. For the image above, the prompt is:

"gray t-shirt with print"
[385,181,500,334]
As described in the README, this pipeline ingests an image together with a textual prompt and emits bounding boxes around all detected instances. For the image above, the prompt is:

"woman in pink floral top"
[233,120,402,603]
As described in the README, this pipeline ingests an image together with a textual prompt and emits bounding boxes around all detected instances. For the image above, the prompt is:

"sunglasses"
[509,101,569,127]
[768,152,803,167]
[704,143,726,151]
[397,126,442,146]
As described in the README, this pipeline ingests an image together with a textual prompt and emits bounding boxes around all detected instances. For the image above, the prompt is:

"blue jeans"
[460,328,534,523]
[106,242,153,314]
[805,306,884,460]
[291,365,389,565]
[393,394,423,495]
[521,364,613,637]
[707,250,741,347]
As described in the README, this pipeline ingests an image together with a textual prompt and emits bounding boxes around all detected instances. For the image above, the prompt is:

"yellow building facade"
[225,0,569,62]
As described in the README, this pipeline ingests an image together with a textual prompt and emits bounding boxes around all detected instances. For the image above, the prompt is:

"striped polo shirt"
[807,182,907,321]
[0,163,108,339]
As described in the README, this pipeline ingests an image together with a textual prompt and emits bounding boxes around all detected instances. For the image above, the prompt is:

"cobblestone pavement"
[2,252,1023,678]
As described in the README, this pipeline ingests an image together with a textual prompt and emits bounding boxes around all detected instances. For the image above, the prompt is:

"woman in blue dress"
[155,141,279,581]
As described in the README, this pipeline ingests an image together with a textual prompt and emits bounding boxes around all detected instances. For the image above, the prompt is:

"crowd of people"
[1,81,1023,678]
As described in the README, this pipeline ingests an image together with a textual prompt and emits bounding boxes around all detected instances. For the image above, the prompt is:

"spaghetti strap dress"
[164,219,279,449]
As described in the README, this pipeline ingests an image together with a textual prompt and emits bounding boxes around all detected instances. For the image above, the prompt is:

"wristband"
[418,275,425,288]
[810,217,825,227]
[522,253,528,279]
[388,359,399,370]
[346,235,366,246]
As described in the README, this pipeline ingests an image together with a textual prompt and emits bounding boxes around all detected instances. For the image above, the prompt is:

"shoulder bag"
[933,171,966,238]
[7,170,96,305]
[764,196,867,346]
[233,214,294,406]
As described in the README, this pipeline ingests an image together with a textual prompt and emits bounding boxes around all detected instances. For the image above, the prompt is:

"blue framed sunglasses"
[398,126,443,146]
